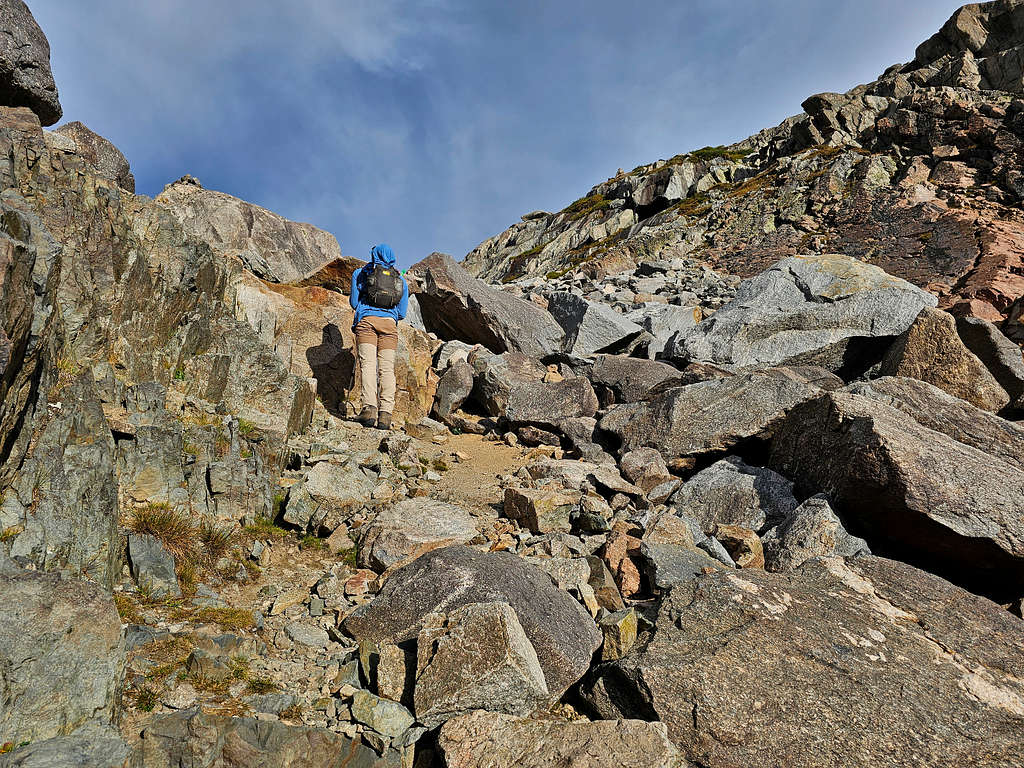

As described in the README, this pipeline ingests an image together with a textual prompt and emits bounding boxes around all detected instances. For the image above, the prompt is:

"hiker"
[350,243,409,430]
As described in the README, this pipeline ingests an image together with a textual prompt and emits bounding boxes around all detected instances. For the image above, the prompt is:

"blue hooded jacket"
[350,243,409,327]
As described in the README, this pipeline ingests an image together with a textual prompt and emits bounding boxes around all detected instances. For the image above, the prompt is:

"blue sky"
[31,1,965,269]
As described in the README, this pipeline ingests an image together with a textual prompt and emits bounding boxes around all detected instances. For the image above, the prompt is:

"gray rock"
[128,534,181,598]
[665,254,937,371]
[470,350,548,416]
[547,292,643,356]
[503,487,579,534]
[619,448,672,494]
[243,693,298,716]
[762,494,870,572]
[358,498,479,571]
[880,306,1009,412]
[503,377,599,431]
[51,122,134,192]
[695,536,736,568]
[0,569,124,744]
[0,1,61,124]
[639,542,724,590]
[133,707,407,767]
[669,456,798,535]
[770,390,1024,598]
[600,368,822,462]
[156,175,340,283]
[955,315,1024,409]
[433,360,475,423]
[414,602,548,728]
[343,545,602,701]
[412,253,564,357]
[589,354,684,404]
[0,722,130,768]
[351,690,415,738]
[626,302,703,356]
[580,557,1024,766]
[438,711,681,768]
[284,622,329,648]
[283,460,376,532]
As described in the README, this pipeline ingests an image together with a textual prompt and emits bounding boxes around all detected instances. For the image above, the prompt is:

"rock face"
[600,368,821,461]
[880,306,1009,411]
[666,255,938,372]
[131,707,407,767]
[581,556,1024,767]
[358,498,479,571]
[0,568,125,744]
[283,459,377,532]
[156,175,340,283]
[343,545,602,700]
[438,711,681,768]
[414,602,549,728]
[410,253,564,357]
[50,122,135,192]
[589,354,686,404]
[0,0,61,125]
[770,390,1024,598]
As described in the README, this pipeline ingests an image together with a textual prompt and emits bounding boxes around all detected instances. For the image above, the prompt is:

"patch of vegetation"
[563,193,611,221]
[279,703,304,721]
[53,354,84,393]
[228,656,251,680]
[173,366,186,382]
[246,677,279,695]
[237,418,259,438]
[243,514,289,541]
[339,547,357,567]
[688,145,750,162]
[186,673,230,696]
[918,231,934,242]
[199,522,234,563]
[0,525,23,543]
[132,685,159,712]
[114,593,145,625]
[675,192,713,218]
[299,534,324,551]
[727,171,778,199]
[431,458,449,472]
[193,606,256,631]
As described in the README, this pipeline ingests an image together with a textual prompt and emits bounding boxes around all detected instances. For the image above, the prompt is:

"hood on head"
[370,243,396,267]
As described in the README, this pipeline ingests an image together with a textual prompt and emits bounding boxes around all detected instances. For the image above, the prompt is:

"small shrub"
[237,418,259,437]
[126,504,193,561]
[244,515,289,541]
[133,685,158,712]
[432,458,449,472]
[689,145,749,162]
[279,703,303,721]
[0,525,23,543]
[199,523,234,563]
[246,677,278,695]
[563,193,610,221]
[189,674,230,696]
[173,366,185,381]
[300,535,324,551]
[339,548,357,567]
[228,656,251,680]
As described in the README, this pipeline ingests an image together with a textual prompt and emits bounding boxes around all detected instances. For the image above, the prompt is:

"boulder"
[713,524,764,569]
[156,175,340,283]
[665,254,937,372]
[0,0,61,125]
[358,498,479,571]
[0,722,130,768]
[770,390,1024,598]
[350,690,415,738]
[0,569,125,744]
[955,315,1024,409]
[880,307,1009,411]
[762,494,870,572]
[127,534,181,598]
[580,557,1024,767]
[503,487,580,534]
[438,711,681,768]
[283,460,376,532]
[600,368,822,462]
[470,350,547,416]
[639,541,725,591]
[131,707,408,767]
[433,360,475,423]
[546,292,644,356]
[588,354,685,404]
[845,376,1024,473]
[619,448,672,494]
[50,122,134,192]
[414,602,549,728]
[343,545,602,700]
[411,253,564,357]
[669,456,798,535]
[502,377,599,430]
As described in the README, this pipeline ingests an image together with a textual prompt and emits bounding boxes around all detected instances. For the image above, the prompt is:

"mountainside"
[465,0,1024,328]
[2,3,1024,768]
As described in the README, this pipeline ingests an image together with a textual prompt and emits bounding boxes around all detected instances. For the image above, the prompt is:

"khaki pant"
[354,316,398,414]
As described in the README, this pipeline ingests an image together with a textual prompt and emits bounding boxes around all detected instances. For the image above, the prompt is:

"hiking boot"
[357,406,377,428]
[376,412,392,431]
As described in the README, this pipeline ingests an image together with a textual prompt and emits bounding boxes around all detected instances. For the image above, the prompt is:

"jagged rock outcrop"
[0,0,60,125]
[50,122,135,192]
[581,556,1024,767]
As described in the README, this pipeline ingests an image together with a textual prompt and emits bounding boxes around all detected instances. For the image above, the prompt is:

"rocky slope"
[2,3,1024,768]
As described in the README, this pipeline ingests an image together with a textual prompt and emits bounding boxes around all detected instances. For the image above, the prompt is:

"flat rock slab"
[665,254,937,371]
[343,545,601,701]
[438,711,682,768]
[589,354,686,404]
[770,389,1024,598]
[0,722,130,768]
[358,498,479,571]
[581,556,1024,768]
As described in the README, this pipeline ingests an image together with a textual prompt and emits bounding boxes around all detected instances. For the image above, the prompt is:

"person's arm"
[396,278,409,320]
[350,267,360,310]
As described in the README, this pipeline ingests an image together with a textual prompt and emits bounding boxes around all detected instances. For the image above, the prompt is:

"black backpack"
[362,263,403,309]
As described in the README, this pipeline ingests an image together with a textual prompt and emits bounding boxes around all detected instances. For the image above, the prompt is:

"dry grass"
[246,677,278,695]
[114,593,145,625]
[279,703,303,721]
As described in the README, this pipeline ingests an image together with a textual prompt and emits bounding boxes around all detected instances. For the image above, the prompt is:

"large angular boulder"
[414,602,549,728]
[600,368,821,462]
[131,707,407,767]
[343,545,602,700]
[358,499,479,572]
[955,315,1024,410]
[50,122,135,192]
[664,254,937,372]
[581,557,1024,767]
[589,354,686,404]
[156,175,340,283]
[283,459,377,532]
[410,253,564,357]
[0,0,61,125]
[547,292,643,356]
[503,377,598,430]
[438,711,681,768]
[470,350,548,416]
[127,534,181,598]
[761,495,870,572]
[0,722,130,768]
[880,307,1009,411]
[770,390,1024,597]
[0,567,125,745]
[669,455,798,535]
[433,359,475,423]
